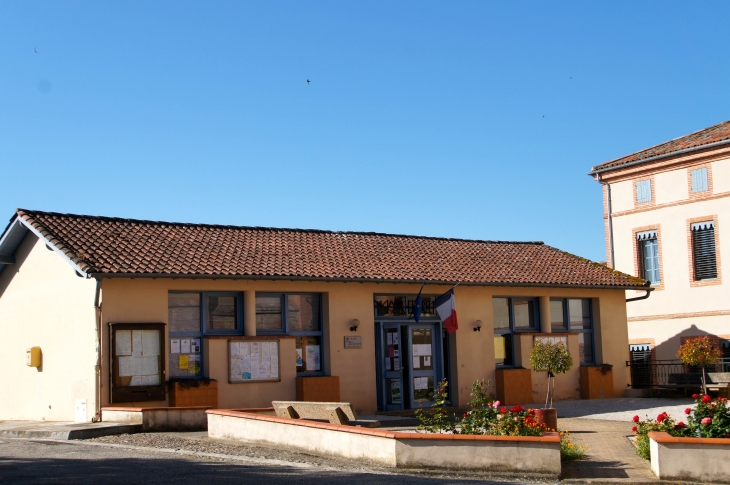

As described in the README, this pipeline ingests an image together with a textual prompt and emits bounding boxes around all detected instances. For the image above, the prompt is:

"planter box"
[496,368,533,405]
[207,409,561,475]
[649,432,730,483]
[103,406,210,431]
[579,366,614,399]
[168,381,218,408]
[296,376,340,402]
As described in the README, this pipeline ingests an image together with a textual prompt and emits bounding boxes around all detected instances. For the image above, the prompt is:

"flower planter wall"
[168,381,218,408]
[296,376,340,402]
[207,409,561,475]
[649,432,730,483]
[579,366,614,400]
[496,368,533,405]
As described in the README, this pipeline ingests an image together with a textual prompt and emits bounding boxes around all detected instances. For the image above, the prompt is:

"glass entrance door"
[377,322,442,411]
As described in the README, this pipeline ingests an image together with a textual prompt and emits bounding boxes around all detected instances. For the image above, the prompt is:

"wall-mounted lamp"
[473,320,482,332]
[349,319,360,332]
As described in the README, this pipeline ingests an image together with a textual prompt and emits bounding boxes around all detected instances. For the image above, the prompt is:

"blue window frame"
[256,293,324,376]
[168,291,243,379]
[636,180,652,203]
[691,168,709,193]
[492,297,540,367]
[550,298,595,365]
[637,230,660,284]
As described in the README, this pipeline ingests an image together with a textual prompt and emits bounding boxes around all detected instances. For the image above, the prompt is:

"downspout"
[626,288,652,302]
[91,278,103,423]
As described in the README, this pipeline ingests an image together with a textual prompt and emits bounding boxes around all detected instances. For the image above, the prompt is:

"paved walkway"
[0,420,140,440]
[545,397,695,422]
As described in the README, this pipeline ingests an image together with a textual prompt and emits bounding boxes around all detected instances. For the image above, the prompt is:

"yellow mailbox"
[27,347,41,367]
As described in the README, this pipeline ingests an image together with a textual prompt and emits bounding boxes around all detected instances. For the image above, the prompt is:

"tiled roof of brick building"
[5,209,647,288]
[591,120,730,173]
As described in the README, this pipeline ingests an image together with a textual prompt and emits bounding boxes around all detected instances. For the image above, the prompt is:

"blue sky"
[1,1,729,261]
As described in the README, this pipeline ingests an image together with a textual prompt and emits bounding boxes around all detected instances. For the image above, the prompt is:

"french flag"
[435,289,458,334]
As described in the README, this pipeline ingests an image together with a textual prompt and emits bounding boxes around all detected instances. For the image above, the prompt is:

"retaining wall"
[207,409,561,475]
[103,406,210,431]
[649,431,730,483]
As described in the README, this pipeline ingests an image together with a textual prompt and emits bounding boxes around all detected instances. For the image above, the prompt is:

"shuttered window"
[691,168,709,193]
[636,180,652,203]
[691,222,717,280]
[637,230,660,284]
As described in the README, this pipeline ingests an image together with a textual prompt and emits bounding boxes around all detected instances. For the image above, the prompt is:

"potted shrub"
[677,336,721,395]
[529,339,573,431]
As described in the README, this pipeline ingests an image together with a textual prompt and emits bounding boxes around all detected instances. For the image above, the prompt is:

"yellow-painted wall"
[0,234,97,421]
[99,279,631,413]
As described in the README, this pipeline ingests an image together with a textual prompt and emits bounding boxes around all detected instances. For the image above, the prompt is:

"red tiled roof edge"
[590,120,730,174]
[12,208,649,289]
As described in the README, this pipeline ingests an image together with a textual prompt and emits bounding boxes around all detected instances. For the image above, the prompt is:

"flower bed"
[631,393,730,460]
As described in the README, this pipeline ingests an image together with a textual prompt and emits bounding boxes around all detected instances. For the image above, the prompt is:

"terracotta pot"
[534,407,558,431]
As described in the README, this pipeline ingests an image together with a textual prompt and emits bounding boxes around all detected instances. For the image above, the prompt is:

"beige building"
[0,209,645,422]
[590,120,730,375]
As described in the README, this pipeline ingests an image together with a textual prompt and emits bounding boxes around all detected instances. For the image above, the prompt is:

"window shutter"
[691,222,717,280]
[636,180,652,203]
[691,168,709,193]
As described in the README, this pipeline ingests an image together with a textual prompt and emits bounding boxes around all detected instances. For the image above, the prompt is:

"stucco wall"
[0,234,97,421]
[101,279,630,412]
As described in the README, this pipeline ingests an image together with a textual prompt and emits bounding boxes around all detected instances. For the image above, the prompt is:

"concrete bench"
[271,401,379,427]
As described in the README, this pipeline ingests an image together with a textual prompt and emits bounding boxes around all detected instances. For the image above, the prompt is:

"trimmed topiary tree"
[530,339,573,408]
[677,336,721,395]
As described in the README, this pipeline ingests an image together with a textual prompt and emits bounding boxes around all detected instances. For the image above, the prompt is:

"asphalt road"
[0,439,557,485]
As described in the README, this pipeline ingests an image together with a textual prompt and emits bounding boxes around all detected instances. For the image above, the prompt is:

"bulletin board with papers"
[110,323,166,403]
[228,339,280,383]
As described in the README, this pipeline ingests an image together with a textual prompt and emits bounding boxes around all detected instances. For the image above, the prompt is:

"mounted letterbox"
[27,347,41,367]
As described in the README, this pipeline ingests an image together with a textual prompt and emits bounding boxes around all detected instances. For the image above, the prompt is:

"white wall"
[0,233,97,421]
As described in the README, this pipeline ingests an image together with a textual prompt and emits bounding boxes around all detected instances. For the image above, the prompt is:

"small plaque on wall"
[344,336,362,349]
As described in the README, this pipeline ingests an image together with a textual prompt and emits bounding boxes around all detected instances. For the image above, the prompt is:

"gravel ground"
[84,432,557,483]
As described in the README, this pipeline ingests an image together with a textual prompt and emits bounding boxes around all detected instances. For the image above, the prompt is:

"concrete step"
[0,421,142,440]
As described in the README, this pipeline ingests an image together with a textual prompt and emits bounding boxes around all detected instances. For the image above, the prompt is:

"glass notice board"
[228,339,280,383]
[110,323,166,403]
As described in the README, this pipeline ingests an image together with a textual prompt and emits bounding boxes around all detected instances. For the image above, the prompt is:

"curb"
[0,424,142,440]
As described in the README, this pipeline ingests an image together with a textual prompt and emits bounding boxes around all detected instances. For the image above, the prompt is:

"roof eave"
[90,271,648,291]
[588,138,730,177]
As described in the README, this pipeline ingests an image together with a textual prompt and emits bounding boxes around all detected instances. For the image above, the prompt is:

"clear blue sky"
[2,1,729,262]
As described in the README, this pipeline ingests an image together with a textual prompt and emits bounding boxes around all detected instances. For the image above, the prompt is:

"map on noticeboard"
[229,340,280,383]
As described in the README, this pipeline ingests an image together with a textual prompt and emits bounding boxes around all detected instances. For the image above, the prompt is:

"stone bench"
[271,401,379,427]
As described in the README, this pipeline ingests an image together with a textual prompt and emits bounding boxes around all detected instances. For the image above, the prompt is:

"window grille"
[637,230,660,284]
[691,168,709,193]
[636,180,652,203]
[691,222,717,280]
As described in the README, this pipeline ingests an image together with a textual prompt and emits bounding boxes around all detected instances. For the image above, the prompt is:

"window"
[691,168,709,193]
[168,292,243,378]
[637,230,660,284]
[256,293,323,375]
[492,297,540,367]
[691,222,718,280]
[550,298,594,365]
[636,180,652,203]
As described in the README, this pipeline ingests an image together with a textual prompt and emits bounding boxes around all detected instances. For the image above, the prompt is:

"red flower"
[632,415,639,423]
[500,407,507,414]
[631,426,637,432]
[702,395,712,403]
[675,422,685,429]
[657,413,666,423]
[685,408,691,415]
[509,405,525,413]
[701,417,712,425]
[692,394,700,399]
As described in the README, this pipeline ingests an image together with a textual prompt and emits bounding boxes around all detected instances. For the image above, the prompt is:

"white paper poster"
[132,330,143,357]
[305,345,320,371]
[413,344,431,357]
[393,333,399,345]
[412,356,420,369]
[414,377,429,390]
[191,338,201,353]
[394,359,400,371]
[181,339,191,353]
[141,330,160,357]
[424,356,431,367]
[116,330,132,356]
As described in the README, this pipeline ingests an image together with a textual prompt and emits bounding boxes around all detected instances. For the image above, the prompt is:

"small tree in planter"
[530,339,574,408]
[677,336,721,395]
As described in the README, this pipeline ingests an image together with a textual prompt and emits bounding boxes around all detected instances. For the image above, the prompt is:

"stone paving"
[545,397,695,422]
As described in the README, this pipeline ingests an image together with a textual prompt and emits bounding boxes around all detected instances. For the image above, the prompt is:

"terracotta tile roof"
[591,120,730,173]
[10,209,647,288]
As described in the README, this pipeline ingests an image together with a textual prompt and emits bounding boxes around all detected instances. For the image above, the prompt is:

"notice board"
[110,323,165,403]
[228,340,280,383]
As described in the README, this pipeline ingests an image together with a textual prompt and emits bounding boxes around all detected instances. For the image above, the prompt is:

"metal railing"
[626,358,730,389]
